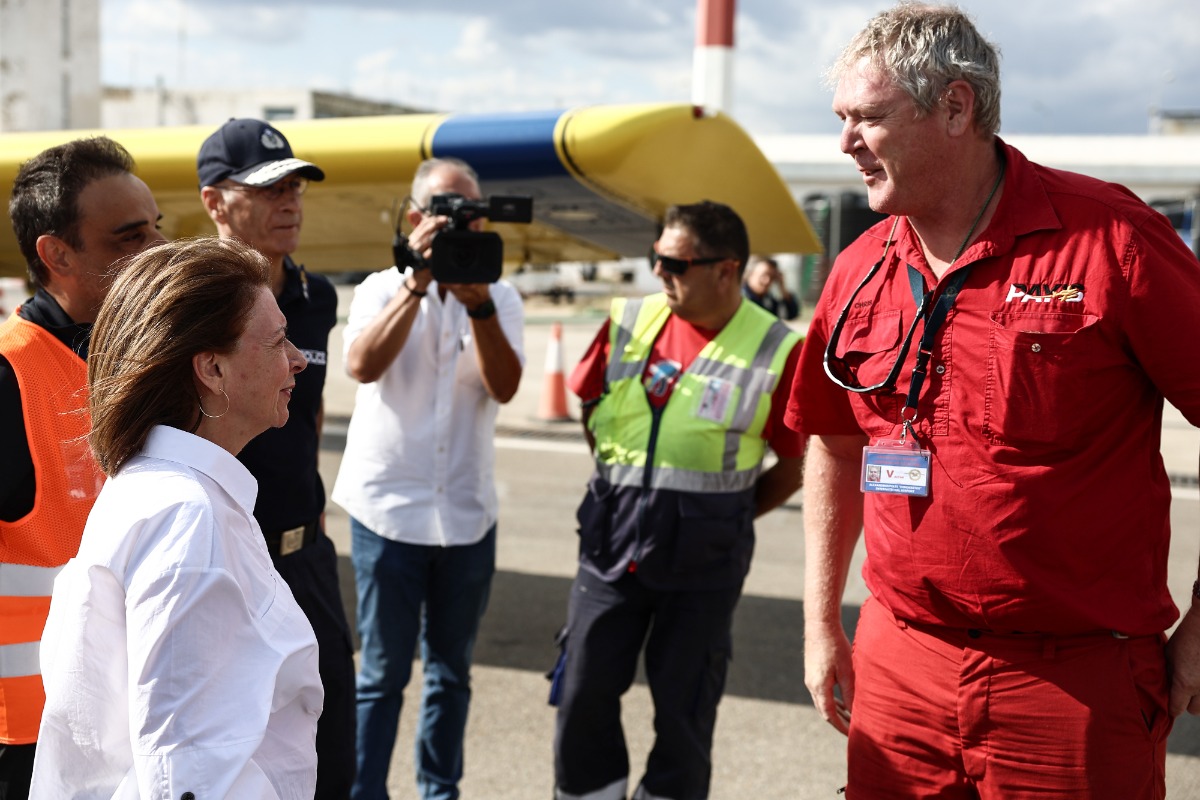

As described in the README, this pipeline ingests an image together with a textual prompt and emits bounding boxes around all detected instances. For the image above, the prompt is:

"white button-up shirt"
[32,425,322,800]
[332,267,525,546]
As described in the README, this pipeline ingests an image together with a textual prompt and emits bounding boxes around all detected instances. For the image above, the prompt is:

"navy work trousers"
[553,568,743,800]
[273,528,357,800]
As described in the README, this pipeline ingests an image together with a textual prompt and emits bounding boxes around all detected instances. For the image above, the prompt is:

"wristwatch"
[466,298,496,320]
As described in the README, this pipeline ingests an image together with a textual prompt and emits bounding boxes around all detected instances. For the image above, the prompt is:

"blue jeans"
[349,517,496,800]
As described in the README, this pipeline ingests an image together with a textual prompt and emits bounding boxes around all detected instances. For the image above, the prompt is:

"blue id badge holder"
[861,435,931,497]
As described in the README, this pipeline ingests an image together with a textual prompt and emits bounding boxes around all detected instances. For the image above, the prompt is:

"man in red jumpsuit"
[788,5,1200,799]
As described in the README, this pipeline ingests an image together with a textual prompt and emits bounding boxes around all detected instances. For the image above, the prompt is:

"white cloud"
[97,0,1200,135]
[451,18,501,64]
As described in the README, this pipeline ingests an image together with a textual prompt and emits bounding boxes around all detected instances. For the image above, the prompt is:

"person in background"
[31,237,321,799]
[198,118,355,799]
[553,201,805,800]
[0,136,163,800]
[333,157,524,800]
[742,255,800,320]
[791,4,1200,798]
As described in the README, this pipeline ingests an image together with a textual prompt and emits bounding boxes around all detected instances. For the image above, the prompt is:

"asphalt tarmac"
[317,287,1200,798]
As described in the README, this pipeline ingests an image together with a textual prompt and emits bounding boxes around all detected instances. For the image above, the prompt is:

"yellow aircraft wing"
[0,103,821,278]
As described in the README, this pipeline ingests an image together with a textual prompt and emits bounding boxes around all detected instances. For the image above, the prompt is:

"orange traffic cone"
[538,321,571,421]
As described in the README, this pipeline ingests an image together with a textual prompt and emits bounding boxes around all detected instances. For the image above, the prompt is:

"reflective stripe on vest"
[0,312,98,743]
[592,294,799,494]
[0,562,63,597]
[595,460,764,493]
[0,641,40,679]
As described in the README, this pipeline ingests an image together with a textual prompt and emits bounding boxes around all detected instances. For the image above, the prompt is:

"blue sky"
[101,0,1200,135]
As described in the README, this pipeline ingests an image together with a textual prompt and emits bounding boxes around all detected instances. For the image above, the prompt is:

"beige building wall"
[0,0,100,131]
[101,86,423,128]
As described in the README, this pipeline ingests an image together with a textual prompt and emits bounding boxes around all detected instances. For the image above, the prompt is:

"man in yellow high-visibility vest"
[552,200,806,800]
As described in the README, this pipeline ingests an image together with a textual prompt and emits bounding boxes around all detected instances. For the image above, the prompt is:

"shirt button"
[935,365,946,374]
[1031,343,1042,353]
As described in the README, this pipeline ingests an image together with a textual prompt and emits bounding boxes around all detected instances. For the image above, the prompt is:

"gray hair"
[411,157,480,209]
[828,2,1002,135]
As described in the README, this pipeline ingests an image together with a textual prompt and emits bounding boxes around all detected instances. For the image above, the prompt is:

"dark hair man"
[789,4,1200,798]
[742,256,800,320]
[332,156,525,800]
[552,200,806,800]
[1,136,163,799]
[198,118,355,799]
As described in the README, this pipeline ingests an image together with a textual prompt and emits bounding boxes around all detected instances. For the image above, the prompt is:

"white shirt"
[332,267,525,546]
[31,425,322,800]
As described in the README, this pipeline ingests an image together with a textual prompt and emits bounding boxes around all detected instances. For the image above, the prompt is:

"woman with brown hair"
[30,237,320,799]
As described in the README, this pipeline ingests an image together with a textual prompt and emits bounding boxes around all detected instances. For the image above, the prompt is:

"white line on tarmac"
[496,436,1200,503]
[495,436,590,455]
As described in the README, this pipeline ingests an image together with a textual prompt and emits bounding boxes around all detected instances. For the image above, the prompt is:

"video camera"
[394,193,534,284]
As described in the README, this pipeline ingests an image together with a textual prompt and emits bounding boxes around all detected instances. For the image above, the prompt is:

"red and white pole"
[692,0,736,116]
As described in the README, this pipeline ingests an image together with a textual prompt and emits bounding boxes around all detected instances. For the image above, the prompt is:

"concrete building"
[101,86,423,129]
[0,0,100,132]
[756,131,1200,297]
[1153,110,1200,136]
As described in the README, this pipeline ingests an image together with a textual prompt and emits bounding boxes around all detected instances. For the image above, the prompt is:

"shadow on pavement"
[336,553,1200,757]
[470,570,839,706]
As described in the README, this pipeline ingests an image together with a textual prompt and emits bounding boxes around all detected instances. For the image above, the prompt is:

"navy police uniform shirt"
[237,258,337,534]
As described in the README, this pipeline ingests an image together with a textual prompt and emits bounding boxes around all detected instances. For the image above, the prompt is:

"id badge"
[695,377,733,424]
[861,438,931,497]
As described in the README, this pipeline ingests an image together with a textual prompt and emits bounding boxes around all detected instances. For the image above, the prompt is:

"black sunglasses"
[648,246,726,276]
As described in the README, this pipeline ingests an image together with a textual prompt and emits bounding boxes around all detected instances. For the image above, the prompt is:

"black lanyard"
[898,151,1005,442]
[902,264,971,431]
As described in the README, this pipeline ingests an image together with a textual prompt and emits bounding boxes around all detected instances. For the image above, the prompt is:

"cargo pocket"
[576,475,616,563]
[672,493,751,575]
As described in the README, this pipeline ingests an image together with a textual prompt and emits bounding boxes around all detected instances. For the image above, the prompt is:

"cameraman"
[332,157,524,800]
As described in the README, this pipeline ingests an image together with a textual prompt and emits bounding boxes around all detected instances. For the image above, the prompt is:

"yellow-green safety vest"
[589,293,800,494]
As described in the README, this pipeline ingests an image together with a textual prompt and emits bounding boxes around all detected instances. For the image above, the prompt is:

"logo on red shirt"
[1005,282,1085,303]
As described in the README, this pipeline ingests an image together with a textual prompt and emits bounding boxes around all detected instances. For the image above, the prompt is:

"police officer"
[198,119,355,799]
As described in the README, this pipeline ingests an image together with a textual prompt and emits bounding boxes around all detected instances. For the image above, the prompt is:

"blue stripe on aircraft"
[429,110,568,182]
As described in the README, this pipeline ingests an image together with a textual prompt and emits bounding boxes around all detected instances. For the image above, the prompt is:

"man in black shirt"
[198,118,354,799]
[741,255,800,321]
[1,137,163,800]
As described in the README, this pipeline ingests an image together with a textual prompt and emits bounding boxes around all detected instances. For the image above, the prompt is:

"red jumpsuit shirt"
[787,140,1200,636]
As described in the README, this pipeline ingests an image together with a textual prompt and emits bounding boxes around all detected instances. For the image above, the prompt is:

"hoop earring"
[199,388,230,419]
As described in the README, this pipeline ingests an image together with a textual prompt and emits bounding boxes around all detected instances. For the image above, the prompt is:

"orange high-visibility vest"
[0,312,101,744]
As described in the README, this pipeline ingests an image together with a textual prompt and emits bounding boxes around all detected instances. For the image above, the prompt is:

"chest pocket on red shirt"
[835,309,902,379]
[984,311,1102,452]
[836,309,905,426]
